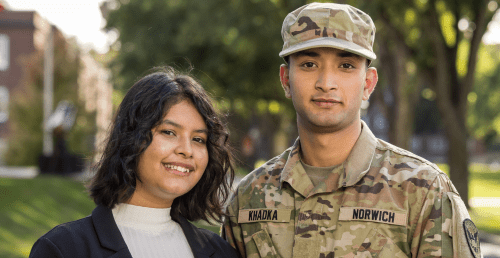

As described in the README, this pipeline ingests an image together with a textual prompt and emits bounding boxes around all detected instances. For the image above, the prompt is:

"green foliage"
[104,0,307,164]
[468,45,500,142]
[105,0,306,105]
[5,76,44,166]
[5,35,96,166]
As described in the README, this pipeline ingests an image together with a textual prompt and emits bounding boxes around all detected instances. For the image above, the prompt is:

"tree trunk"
[391,41,414,151]
[377,16,418,151]
[426,0,475,208]
[446,124,470,207]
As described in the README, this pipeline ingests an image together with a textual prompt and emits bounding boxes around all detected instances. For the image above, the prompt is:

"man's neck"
[298,119,361,167]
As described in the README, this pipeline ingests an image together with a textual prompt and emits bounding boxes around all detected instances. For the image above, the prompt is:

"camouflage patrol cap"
[280,2,377,61]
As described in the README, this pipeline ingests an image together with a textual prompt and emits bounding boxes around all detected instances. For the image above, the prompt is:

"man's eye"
[302,62,317,68]
[340,63,355,69]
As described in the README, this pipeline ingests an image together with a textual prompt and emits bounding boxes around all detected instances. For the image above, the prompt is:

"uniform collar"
[280,121,377,197]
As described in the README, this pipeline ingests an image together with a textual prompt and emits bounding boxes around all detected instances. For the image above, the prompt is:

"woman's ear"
[280,64,291,98]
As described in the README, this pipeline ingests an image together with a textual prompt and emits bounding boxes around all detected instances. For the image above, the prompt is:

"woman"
[30,67,238,258]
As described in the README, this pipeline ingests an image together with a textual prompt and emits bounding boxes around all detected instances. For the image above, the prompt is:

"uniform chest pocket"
[354,228,408,258]
[337,207,409,257]
[239,209,293,258]
[252,228,282,258]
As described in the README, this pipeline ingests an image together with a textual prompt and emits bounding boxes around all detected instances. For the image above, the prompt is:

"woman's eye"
[161,130,175,136]
[193,137,206,144]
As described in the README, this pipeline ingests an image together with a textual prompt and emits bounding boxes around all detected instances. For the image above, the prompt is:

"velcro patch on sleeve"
[463,219,481,258]
[338,207,407,226]
[238,209,292,223]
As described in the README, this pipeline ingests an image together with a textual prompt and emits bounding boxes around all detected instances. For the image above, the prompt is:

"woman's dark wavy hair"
[88,66,234,223]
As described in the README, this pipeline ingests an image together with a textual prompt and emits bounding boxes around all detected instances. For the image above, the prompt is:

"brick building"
[0,5,112,165]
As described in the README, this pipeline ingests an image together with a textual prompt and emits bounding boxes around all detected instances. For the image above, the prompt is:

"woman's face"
[128,99,209,208]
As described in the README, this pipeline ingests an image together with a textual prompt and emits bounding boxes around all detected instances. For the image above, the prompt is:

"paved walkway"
[1,167,499,257]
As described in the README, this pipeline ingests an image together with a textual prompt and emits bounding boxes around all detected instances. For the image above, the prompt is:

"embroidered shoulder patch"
[463,219,481,258]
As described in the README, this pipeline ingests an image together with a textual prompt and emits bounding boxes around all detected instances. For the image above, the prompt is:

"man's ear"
[362,67,378,101]
[280,64,291,98]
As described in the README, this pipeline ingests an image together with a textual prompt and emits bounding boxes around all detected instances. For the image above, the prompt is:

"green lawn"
[0,175,95,258]
[1,164,499,258]
[0,175,221,258]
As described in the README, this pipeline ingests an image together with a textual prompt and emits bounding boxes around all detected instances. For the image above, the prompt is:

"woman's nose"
[174,137,193,158]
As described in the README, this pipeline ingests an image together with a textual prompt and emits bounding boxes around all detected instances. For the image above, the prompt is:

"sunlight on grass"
[470,207,500,235]
[0,175,95,258]
[436,163,500,198]
[435,163,500,235]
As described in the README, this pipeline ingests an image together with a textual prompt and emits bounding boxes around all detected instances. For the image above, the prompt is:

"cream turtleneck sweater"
[112,203,194,258]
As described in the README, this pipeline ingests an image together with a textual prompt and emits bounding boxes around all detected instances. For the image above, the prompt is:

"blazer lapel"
[174,215,215,258]
[92,205,133,258]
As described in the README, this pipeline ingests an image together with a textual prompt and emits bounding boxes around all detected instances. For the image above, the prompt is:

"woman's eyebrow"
[162,120,181,128]
[162,119,208,134]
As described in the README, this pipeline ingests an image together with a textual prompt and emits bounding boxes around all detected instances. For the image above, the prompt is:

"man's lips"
[313,98,341,103]
[312,98,342,107]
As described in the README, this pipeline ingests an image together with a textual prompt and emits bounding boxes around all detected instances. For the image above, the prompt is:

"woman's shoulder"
[43,216,94,238]
[29,216,97,258]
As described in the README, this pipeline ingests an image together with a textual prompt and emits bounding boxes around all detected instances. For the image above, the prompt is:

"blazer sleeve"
[29,237,64,258]
[200,227,240,258]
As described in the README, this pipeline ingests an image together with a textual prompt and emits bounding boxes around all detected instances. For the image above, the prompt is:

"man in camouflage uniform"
[222,2,481,258]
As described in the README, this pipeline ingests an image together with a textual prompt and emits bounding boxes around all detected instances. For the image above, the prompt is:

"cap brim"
[279,37,376,61]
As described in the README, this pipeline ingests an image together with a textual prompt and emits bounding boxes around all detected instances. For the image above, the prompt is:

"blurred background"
[0,0,499,257]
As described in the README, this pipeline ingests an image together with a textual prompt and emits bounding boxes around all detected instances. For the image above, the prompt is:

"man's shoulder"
[237,146,292,192]
[372,138,450,184]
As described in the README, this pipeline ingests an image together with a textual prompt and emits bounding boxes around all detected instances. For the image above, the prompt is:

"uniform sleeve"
[221,190,246,258]
[29,237,64,258]
[410,173,480,258]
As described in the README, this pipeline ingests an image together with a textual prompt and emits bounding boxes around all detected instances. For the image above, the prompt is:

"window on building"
[0,86,8,123]
[0,34,9,71]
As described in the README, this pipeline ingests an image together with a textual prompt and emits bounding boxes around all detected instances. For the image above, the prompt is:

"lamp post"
[43,26,53,156]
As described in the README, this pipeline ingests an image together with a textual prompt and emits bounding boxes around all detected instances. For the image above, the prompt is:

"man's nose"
[315,69,338,92]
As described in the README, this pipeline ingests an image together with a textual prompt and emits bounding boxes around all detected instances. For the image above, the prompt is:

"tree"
[358,0,499,207]
[103,0,306,168]
[104,0,499,197]
[467,44,500,148]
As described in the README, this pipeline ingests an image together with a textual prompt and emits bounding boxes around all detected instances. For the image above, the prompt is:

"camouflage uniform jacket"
[222,122,479,258]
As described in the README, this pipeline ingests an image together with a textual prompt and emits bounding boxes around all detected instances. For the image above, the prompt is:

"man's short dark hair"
[87,67,234,223]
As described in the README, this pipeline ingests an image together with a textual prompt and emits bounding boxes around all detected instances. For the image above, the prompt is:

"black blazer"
[29,205,239,258]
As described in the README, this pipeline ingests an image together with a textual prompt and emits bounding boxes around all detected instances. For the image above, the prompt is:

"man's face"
[280,47,378,133]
